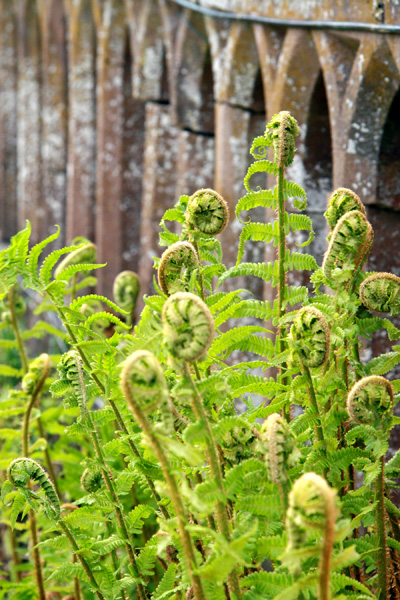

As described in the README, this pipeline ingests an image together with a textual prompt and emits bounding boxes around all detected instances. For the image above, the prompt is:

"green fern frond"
[39,244,85,286]
[250,134,272,159]
[0,222,31,298]
[284,180,307,210]
[55,262,106,282]
[237,222,280,265]
[285,251,318,272]
[209,326,272,358]
[71,294,129,316]
[84,311,130,332]
[235,190,276,223]
[219,262,280,287]
[25,225,60,285]
[244,160,279,191]
[151,564,177,600]
[288,213,314,246]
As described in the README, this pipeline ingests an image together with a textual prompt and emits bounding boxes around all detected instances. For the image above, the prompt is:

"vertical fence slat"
[0,0,18,241]
[95,0,126,297]
[16,0,42,244]
[65,0,97,244]
[138,103,178,304]
[39,0,68,246]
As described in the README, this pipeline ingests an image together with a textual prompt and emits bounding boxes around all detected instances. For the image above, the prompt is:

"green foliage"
[0,110,398,600]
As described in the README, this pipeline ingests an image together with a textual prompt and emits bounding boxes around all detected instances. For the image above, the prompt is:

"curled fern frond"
[162,292,214,362]
[260,413,297,487]
[287,472,336,550]
[158,242,199,296]
[121,350,169,415]
[54,242,96,278]
[186,189,229,235]
[359,273,400,316]
[113,270,141,312]
[57,351,88,419]
[214,417,258,463]
[8,458,60,519]
[322,210,373,284]
[324,188,366,231]
[21,353,50,395]
[235,190,277,224]
[250,134,272,159]
[264,111,299,168]
[346,375,393,430]
[291,307,330,368]
[81,468,103,493]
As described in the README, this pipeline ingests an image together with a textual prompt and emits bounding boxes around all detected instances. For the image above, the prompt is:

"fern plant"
[0,111,399,600]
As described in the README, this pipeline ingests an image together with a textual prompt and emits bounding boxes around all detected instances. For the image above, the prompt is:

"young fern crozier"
[113,270,140,323]
[162,292,214,362]
[359,272,400,316]
[158,242,199,296]
[8,458,106,600]
[322,210,373,285]
[324,187,366,232]
[186,189,229,235]
[286,473,337,600]
[121,351,207,600]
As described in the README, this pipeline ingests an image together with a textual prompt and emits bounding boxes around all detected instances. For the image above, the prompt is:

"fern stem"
[319,493,335,600]
[183,363,243,600]
[8,286,28,374]
[303,365,325,446]
[277,166,286,324]
[58,520,106,600]
[1,468,21,581]
[21,358,49,600]
[121,392,207,600]
[51,300,170,519]
[276,166,290,419]
[376,455,389,600]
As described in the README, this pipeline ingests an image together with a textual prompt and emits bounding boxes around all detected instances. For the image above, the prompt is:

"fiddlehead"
[121,353,206,600]
[216,417,258,464]
[264,110,299,168]
[162,292,214,362]
[113,270,140,314]
[346,375,393,431]
[8,459,105,599]
[286,472,337,600]
[260,413,297,489]
[322,210,373,285]
[57,351,88,420]
[186,189,229,235]
[359,272,400,316]
[347,376,394,600]
[324,188,366,231]
[158,242,199,296]
[121,349,173,432]
[8,458,60,520]
[80,468,103,493]
[22,353,50,396]
[291,307,330,369]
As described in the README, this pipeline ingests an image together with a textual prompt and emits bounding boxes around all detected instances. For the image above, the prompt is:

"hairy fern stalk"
[0,112,399,600]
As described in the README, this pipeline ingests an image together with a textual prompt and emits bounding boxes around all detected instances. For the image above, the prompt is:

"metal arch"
[169,0,400,35]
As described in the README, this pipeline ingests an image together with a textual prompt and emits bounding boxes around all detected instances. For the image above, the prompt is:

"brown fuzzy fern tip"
[265,111,299,168]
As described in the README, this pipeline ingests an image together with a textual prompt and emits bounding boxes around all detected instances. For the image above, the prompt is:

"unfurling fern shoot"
[7,458,105,600]
[286,473,337,600]
[260,413,297,511]
[158,241,199,296]
[186,188,229,235]
[162,292,214,362]
[58,351,147,600]
[121,351,207,600]
[162,292,242,600]
[347,376,393,600]
[322,210,373,288]
[359,272,400,316]
[113,270,140,325]
[291,307,330,443]
[324,188,366,232]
